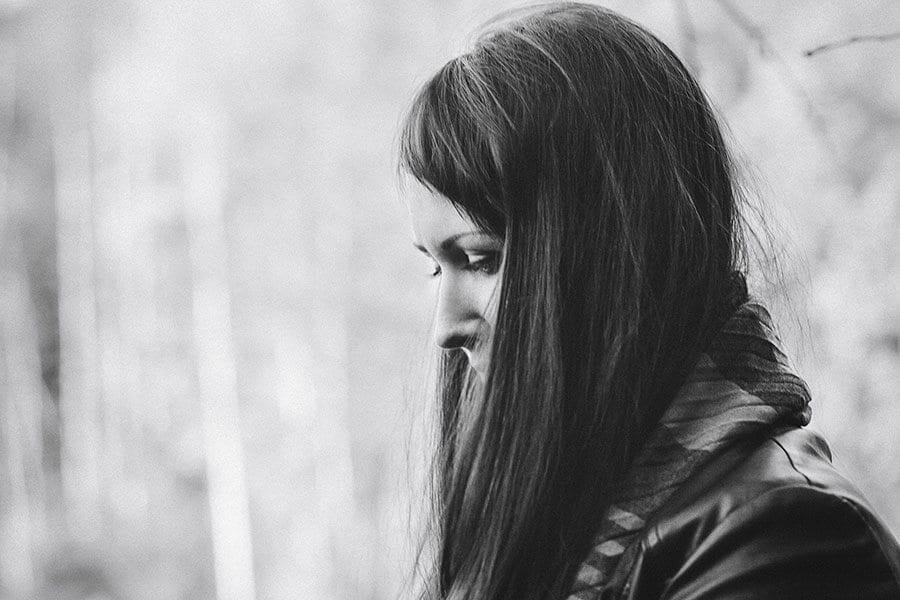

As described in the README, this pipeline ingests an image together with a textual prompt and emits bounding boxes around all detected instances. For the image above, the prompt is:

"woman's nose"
[433,277,480,349]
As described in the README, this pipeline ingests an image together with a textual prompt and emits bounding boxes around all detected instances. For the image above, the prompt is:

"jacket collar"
[568,302,812,597]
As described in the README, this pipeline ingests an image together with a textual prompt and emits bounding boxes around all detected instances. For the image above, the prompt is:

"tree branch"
[805,32,900,57]
[716,0,849,179]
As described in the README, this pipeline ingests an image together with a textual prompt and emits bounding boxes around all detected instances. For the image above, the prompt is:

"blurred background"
[0,0,898,598]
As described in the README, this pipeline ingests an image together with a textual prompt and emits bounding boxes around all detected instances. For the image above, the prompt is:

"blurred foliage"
[0,1,897,599]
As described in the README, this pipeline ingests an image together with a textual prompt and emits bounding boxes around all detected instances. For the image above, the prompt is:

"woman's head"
[400,3,749,599]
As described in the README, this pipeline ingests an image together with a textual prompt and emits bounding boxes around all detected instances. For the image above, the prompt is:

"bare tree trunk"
[309,183,356,598]
[108,140,154,524]
[183,103,257,600]
[301,4,364,595]
[0,37,43,598]
[90,123,136,523]
[52,113,103,542]
[272,336,332,599]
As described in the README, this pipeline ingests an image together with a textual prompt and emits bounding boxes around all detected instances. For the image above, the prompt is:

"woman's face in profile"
[409,187,503,377]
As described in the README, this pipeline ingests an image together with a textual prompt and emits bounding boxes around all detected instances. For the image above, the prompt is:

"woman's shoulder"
[622,427,900,600]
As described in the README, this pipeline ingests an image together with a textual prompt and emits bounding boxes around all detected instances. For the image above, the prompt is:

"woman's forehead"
[408,186,482,246]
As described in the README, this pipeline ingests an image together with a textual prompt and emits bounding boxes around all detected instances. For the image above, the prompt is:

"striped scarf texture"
[567,302,813,599]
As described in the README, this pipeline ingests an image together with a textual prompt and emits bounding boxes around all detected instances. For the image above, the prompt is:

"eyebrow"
[413,231,498,255]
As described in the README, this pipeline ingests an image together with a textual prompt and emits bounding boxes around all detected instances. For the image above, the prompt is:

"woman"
[399,3,900,599]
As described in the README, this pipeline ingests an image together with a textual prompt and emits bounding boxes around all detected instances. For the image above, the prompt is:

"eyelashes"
[466,253,501,275]
[428,252,501,278]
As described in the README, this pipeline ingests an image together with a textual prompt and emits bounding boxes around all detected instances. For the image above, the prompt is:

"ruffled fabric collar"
[568,302,812,599]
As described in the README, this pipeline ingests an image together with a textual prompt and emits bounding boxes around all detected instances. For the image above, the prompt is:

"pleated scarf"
[567,302,812,599]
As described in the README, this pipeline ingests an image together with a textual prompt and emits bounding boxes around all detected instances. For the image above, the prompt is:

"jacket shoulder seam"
[768,434,813,486]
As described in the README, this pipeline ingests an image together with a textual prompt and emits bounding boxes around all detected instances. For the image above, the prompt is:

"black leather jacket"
[612,427,900,599]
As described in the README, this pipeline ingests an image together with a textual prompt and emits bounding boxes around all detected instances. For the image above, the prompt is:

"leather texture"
[612,427,900,599]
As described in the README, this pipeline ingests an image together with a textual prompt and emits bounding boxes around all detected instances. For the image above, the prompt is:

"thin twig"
[718,0,770,56]
[805,32,900,57]
[716,0,849,180]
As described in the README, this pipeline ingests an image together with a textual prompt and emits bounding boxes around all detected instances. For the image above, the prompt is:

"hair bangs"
[400,58,508,235]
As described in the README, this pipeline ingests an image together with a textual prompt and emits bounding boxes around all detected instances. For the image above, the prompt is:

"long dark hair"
[399,4,750,599]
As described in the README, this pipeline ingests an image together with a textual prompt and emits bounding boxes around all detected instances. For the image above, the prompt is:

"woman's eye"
[466,253,500,275]
[424,252,500,278]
